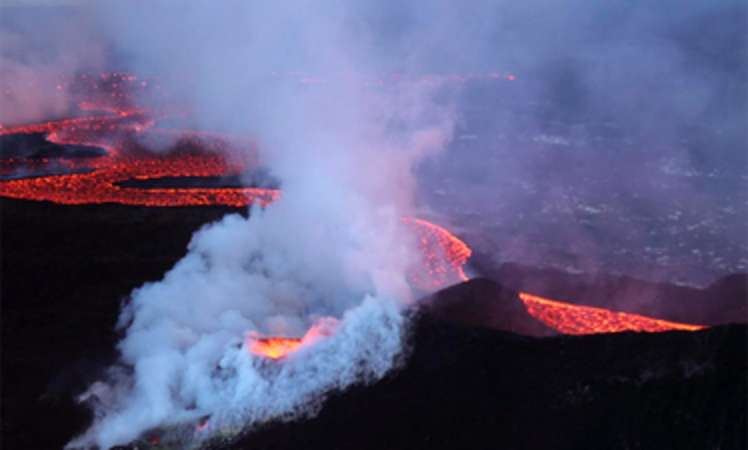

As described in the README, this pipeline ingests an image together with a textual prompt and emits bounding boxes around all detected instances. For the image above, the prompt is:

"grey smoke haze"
[0,5,107,125]
[0,0,745,447]
[401,0,747,285]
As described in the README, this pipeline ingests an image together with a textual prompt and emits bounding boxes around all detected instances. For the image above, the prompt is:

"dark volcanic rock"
[1,199,242,450]
[420,277,556,337]
[220,319,746,450]
[2,198,746,450]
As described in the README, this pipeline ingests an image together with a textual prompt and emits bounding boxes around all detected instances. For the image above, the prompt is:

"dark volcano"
[215,318,745,450]
[421,277,556,336]
[2,198,746,450]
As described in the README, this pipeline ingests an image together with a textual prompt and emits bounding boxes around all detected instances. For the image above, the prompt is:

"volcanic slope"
[481,261,748,326]
[208,316,746,450]
[3,199,746,450]
[130,278,744,450]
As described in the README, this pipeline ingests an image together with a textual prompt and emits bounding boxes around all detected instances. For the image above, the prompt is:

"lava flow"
[518,292,705,334]
[403,217,472,289]
[0,117,279,208]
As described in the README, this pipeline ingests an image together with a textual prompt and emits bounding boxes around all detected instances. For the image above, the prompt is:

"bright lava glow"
[248,337,303,359]
[246,317,338,359]
[402,217,471,289]
[0,115,278,208]
[518,292,705,334]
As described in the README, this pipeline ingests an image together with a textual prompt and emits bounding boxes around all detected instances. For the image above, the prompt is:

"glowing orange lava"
[0,149,279,207]
[248,337,303,360]
[402,217,471,289]
[518,292,705,334]
[0,115,279,207]
[247,317,339,359]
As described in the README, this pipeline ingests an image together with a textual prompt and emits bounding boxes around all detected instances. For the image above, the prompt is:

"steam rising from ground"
[65,1,455,448]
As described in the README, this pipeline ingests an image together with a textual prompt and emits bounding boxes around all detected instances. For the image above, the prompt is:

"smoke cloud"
[0,5,108,126]
[63,1,456,448]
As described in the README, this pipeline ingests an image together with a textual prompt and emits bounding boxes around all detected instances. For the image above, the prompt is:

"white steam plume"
[68,1,456,448]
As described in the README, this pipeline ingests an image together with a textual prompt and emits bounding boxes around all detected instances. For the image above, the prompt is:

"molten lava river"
[0,79,705,360]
